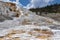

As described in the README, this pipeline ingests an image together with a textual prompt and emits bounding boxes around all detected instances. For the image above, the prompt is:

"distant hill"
[29,4,60,21]
[29,4,60,15]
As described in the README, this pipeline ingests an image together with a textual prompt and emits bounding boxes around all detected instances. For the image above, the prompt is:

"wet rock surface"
[0,1,60,40]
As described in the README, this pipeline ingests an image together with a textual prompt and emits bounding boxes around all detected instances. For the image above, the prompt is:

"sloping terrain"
[0,1,60,40]
[29,4,60,22]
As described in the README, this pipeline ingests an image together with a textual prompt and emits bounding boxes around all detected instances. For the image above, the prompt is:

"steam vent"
[0,1,60,40]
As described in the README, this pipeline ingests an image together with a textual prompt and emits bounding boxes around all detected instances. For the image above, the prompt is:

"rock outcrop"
[0,1,60,40]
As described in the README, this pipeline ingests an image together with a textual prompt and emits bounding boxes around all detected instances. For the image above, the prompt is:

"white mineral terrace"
[0,1,60,40]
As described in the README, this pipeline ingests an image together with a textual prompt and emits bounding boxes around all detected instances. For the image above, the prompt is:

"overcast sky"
[2,0,60,9]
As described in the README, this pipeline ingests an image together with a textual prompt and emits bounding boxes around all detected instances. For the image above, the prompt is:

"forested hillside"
[29,4,60,15]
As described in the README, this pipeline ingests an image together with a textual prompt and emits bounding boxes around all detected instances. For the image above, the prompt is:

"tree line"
[29,4,60,15]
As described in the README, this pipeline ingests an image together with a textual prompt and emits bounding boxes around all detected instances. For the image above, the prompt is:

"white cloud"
[2,0,54,9]
[3,0,10,2]
[26,0,54,9]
